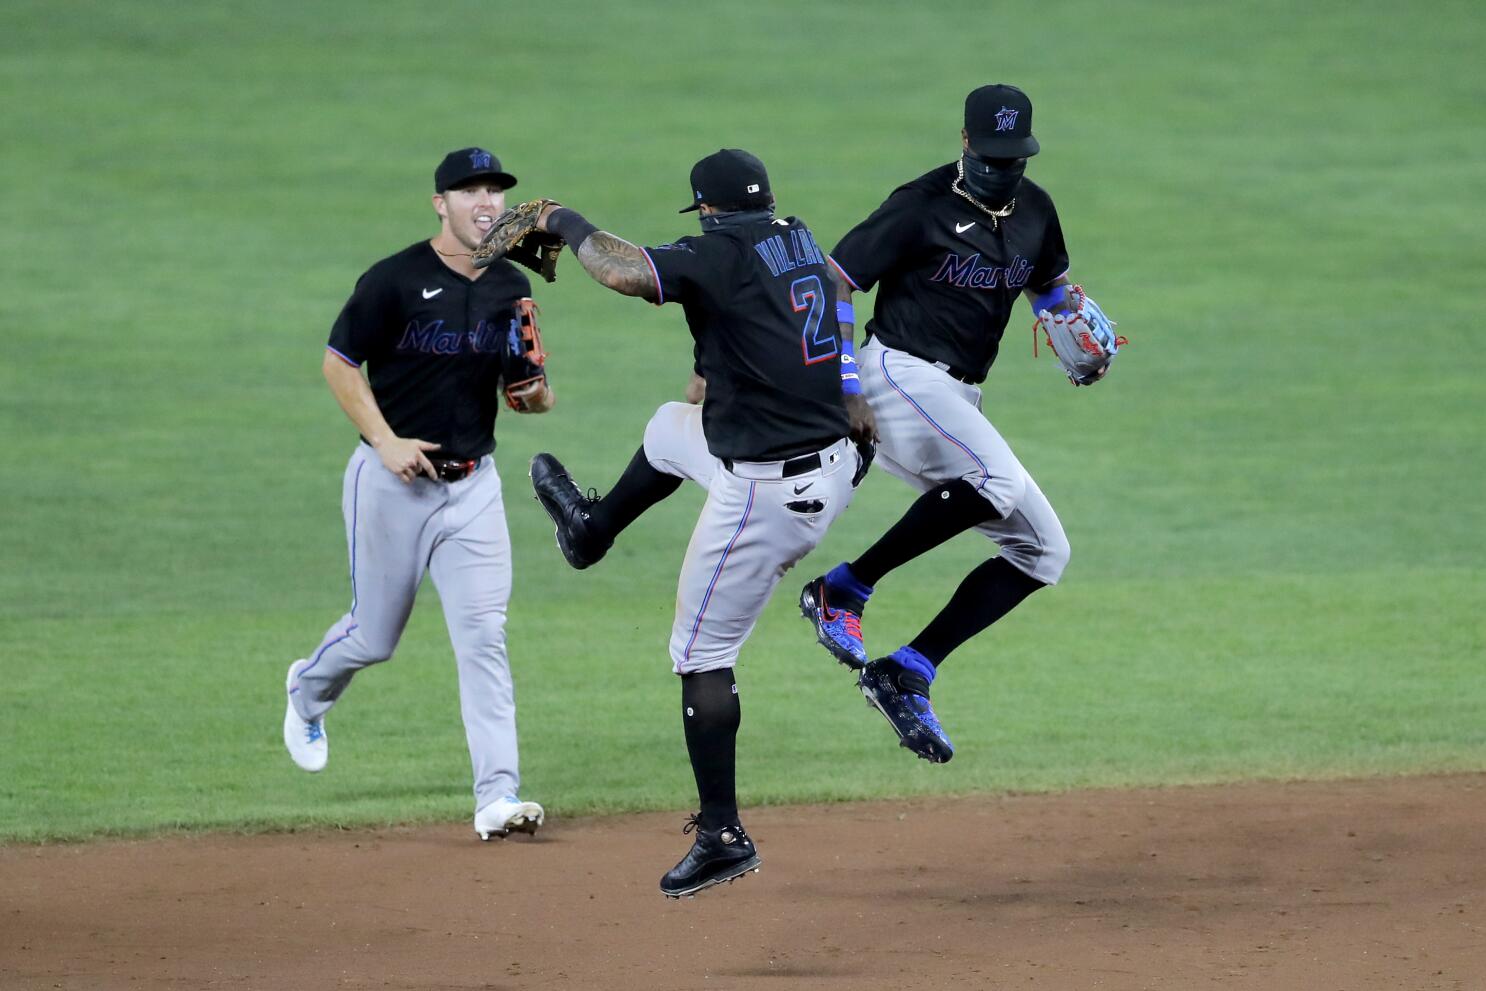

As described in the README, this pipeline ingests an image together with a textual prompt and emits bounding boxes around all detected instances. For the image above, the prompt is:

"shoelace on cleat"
[841,612,863,641]
[681,813,702,835]
[305,721,323,744]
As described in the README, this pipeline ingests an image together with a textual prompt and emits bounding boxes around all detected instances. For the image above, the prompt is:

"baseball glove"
[472,199,562,280]
[501,297,550,412]
[1034,285,1126,386]
[506,231,564,283]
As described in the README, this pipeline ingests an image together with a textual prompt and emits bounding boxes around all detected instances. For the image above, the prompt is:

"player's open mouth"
[474,214,495,232]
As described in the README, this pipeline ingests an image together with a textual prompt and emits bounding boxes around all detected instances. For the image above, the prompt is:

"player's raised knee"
[1036,525,1071,585]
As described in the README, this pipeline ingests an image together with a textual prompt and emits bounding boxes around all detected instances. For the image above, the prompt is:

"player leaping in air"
[475,150,873,898]
[798,84,1123,764]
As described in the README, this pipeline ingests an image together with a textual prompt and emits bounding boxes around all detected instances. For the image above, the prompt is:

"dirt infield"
[4,775,1483,990]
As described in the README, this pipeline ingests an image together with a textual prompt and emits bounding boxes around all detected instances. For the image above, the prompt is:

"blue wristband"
[1031,284,1068,314]
[840,339,862,395]
[835,300,855,324]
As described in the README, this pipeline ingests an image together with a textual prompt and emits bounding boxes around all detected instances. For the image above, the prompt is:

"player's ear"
[960,129,970,153]
[432,193,448,221]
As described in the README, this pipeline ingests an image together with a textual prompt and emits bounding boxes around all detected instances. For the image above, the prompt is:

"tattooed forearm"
[575,232,660,301]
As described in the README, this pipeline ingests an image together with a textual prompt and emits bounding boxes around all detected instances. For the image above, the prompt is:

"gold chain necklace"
[951,160,1016,230]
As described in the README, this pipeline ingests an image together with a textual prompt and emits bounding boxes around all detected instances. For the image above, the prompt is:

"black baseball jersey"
[327,241,532,460]
[830,163,1069,383]
[643,217,849,461]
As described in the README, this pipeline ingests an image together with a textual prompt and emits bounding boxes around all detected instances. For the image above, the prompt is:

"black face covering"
[699,205,775,231]
[960,153,1025,207]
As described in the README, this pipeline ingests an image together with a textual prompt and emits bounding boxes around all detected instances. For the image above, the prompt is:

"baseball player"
[503,150,869,897]
[799,84,1122,762]
[282,148,553,841]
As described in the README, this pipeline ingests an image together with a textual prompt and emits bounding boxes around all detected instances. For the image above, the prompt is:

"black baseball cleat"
[659,815,761,899]
[529,453,612,570]
[798,575,868,669]
[857,658,954,763]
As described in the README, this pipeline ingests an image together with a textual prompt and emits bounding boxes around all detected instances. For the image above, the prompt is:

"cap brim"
[444,171,519,192]
[678,203,701,213]
[966,134,1040,158]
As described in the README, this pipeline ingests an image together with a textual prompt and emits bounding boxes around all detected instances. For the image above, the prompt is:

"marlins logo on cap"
[964,84,1040,158]
[435,147,518,193]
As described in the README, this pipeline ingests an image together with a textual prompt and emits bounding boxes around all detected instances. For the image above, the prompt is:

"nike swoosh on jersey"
[955,222,976,234]
[793,482,813,495]
[422,288,443,299]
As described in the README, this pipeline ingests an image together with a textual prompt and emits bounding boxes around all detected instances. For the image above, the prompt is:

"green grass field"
[2,0,1482,843]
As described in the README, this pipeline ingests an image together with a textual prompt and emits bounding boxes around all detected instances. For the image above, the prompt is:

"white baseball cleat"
[475,795,545,840]
[283,659,328,773]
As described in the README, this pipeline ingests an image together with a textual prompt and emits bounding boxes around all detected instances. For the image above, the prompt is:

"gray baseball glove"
[1035,286,1124,386]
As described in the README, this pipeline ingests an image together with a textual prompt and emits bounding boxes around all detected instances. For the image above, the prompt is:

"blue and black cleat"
[798,574,868,669]
[857,657,954,763]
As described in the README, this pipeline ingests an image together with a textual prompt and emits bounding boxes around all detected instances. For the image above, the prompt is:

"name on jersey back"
[754,227,827,279]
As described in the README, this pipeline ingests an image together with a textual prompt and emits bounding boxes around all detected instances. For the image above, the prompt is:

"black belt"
[429,458,479,482]
[722,451,821,478]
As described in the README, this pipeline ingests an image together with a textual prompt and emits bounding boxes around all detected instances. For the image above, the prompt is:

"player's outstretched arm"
[536,205,659,302]
[572,232,660,301]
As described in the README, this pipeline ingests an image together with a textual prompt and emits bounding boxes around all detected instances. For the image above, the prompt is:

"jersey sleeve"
[327,264,400,367]
[1029,200,1071,291]
[828,188,928,293]
[640,235,728,307]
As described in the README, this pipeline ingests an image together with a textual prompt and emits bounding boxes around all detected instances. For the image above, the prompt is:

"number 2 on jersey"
[791,274,837,365]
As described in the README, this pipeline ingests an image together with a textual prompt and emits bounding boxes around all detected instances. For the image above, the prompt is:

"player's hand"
[376,436,440,483]
[508,380,555,414]
[844,393,878,445]
[684,372,706,405]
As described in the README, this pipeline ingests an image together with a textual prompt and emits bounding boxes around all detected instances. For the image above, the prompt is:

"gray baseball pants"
[642,402,858,674]
[859,336,1070,584]
[290,442,521,810]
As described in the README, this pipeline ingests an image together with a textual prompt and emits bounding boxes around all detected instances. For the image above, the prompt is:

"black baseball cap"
[964,84,1040,158]
[679,148,772,213]
[434,147,518,193]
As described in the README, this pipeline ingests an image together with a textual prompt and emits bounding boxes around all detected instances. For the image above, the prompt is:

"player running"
[503,150,871,897]
[799,84,1122,763]
[283,148,552,842]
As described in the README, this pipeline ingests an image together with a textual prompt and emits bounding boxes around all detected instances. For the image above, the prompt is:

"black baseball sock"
[849,480,1003,587]
[909,556,1046,665]
[680,669,741,830]
[588,445,683,540]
